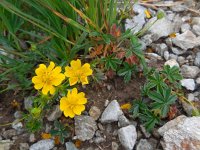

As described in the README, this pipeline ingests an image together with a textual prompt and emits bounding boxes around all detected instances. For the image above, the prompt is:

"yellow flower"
[32,61,65,95]
[59,88,87,118]
[64,59,93,86]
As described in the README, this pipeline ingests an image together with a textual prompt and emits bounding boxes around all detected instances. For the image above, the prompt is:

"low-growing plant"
[25,59,93,133]
[130,65,183,131]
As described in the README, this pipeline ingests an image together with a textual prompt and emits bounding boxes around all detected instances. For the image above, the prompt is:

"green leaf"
[117,62,137,83]
[101,56,122,71]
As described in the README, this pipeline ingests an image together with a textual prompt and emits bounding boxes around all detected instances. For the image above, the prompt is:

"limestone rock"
[118,125,137,150]
[100,100,123,123]
[172,30,200,50]
[74,115,97,141]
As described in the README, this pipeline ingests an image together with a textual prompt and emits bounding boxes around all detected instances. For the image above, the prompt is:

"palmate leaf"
[101,56,122,71]
[148,87,177,117]
[130,99,148,118]
[117,62,137,83]
[161,65,183,83]
[139,110,160,132]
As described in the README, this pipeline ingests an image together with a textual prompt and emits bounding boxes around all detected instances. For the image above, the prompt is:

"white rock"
[74,115,97,141]
[0,140,14,150]
[181,23,191,33]
[169,54,178,60]
[180,79,196,91]
[12,120,23,131]
[192,17,200,25]
[171,47,186,55]
[159,116,200,150]
[194,52,200,67]
[125,4,146,34]
[151,43,168,56]
[24,96,34,110]
[118,125,137,150]
[177,56,187,65]
[65,142,78,150]
[29,139,55,150]
[172,30,200,50]
[100,100,123,123]
[196,77,200,84]
[118,115,130,127]
[19,143,29,150]
[164,59,179,68]
[89,106,101,120]
[136,139,153,150]
[181,65,200,78]
[147,17,174,41]
[193,25,200,36]
[163,51,170,60]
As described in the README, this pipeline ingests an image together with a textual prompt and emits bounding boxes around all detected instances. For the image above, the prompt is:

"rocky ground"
[1,0,200,150]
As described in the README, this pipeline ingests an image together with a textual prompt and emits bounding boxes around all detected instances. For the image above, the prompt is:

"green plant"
[50,120,69,144]
[130,65,182,131]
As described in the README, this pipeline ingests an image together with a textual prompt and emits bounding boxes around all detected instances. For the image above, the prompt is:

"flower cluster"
[32,59,92,118]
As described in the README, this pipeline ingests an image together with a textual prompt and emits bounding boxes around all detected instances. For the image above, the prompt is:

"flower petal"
[64,109,75,118]
[51,74,65,86]
[73,105,85,115]
[82,63,93,76]
[64,66,74,77]
[52,66,62,74]
[60,97,69,111]
[77,98,87,104]
[34,83,43,90]
[50,86,55,95]
[70,59,81,70]
[47,61,55,72]
[35,64,46,76]
[80,76,89,85]
[71,88,78,95]
[32,76,42,84]
[69,77,78,86]
[42,84,51,95]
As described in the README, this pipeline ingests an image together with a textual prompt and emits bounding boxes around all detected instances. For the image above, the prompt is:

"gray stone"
[188,93,195,101]
[145,53,162,61]
[181,23,191,33]
[152,43,168,56]
[169,54,178,60]
[142,34,154,46]
[192,17,200,25]
[164,59,179,68]
[196,77,200,84]
[182,100,194,116]
[181,79,196,91]
[93,137,105,144]
[20,143,29,150]
[24,96,34,110]
[125,4,146,34]
[147,17,174,41]
[181,65,200,78]
[171,47,186,55]
[177,56,187,66]
[158,116,200,150]
[14,111,23,119]
[140,125,151,138]
[194,52,200,67]
[118,125,137,150]
[29,133,36,143]
[182,16,191,22]
[118,115,130,127]
[165,38,173,48]
[74,115,97,141]
[112,141,119,150]
[65,142,79,150]
[12,119,23,131]
[193,25,200,36]
[89,106,101,120]
[171,4,186,12]
[172,30,200,50]
[100,100,123,123]
[158,115,187,136]
[136,139,153,150]
[164,51,170,60]
[173,14,183,32]
[47,105,62,121]
[2,129,17,139]
[0,140,14,150]
[29,139,55,150]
